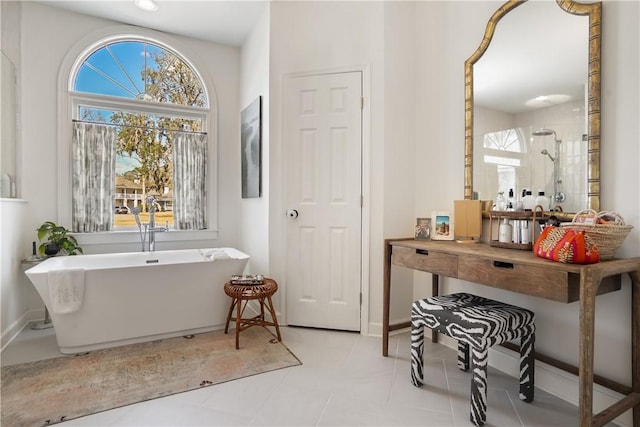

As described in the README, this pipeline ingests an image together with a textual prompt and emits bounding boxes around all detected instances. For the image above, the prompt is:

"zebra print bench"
[410,292,535,427]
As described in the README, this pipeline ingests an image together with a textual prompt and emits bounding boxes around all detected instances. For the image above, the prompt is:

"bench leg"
[519,329,535,402]
[458,341,470,371]
[470,345,489,427]
[410,318,425,386]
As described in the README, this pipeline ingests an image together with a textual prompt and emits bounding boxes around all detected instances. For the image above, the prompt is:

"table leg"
[632,270,640,427]
[383,239,392,357]
[579,271,597,426]
[432,274,439,343]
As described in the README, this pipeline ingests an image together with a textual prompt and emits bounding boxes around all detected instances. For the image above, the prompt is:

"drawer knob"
[493,261,514,269]
[416,249,429,256]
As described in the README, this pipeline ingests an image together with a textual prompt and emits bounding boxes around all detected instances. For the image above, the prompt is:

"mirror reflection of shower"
[532,128,566,206]
[540,148,555,162]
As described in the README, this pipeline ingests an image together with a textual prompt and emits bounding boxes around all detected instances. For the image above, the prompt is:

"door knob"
[287,209,299,219]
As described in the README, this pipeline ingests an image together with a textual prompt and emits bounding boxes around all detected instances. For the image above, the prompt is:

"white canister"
[520,221,530,244]
[498,218,513,243]
[512,220,520,243]
[522,190,536,211]
[535,191,550,211]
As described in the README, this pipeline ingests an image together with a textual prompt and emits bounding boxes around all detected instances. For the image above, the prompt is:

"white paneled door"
[284,72,362,331]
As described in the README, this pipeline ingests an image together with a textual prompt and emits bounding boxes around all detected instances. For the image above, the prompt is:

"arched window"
[74,41,207,106]
[69,38,209,232]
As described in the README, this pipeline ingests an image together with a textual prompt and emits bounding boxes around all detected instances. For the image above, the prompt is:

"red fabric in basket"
[533,226,600,264]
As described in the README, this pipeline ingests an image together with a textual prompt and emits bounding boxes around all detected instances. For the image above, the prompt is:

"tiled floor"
[2,325,588,426]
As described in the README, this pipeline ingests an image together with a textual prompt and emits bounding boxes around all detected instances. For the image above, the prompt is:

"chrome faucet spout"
[148,221,169,252]
[133,202,168,252]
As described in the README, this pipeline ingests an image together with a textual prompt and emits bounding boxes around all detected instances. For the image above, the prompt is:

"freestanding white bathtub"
[25,248,249,354]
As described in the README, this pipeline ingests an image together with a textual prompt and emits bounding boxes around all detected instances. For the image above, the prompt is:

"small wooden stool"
[223,278,282,349]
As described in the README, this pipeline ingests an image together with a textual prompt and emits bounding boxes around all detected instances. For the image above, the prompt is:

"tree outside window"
[72,39,208,229]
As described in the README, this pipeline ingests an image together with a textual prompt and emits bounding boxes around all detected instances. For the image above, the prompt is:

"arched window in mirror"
[69,38,210,232]
[479,128,525,198]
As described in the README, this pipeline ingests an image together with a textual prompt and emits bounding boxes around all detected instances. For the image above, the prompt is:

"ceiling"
[35,1,588,114]
[473,1,588,114]
[35,0,268,47]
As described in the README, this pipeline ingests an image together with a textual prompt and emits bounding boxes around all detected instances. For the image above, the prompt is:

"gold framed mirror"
[464,0,601,218]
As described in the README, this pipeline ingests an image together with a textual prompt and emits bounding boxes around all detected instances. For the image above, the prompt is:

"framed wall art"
[241,96,262,198]
[414,218,431,240]
[431,211,454,241]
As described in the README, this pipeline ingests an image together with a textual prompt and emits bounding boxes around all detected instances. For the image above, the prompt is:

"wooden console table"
[383,238,640,427]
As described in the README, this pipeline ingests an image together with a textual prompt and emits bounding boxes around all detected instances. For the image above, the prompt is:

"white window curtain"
[173,132,207,230]
[72,122,116,232]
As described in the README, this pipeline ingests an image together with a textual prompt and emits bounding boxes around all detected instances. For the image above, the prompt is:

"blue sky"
[75,42,161,99]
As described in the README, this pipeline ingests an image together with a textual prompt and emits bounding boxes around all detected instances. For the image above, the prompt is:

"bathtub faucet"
[146,195,168,252]
[132,198,169,252]
[148,224,167,252]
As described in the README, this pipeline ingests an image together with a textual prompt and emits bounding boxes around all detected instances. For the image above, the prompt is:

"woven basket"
[561,210,633,260]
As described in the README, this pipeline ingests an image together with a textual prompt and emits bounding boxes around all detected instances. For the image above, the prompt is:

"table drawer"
[458,254,574,302]
[392,246,458,277]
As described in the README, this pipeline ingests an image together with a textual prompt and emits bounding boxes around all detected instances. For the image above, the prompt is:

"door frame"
[281,65,371,335]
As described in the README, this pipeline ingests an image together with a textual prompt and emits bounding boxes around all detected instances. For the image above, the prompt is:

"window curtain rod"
[72,119,207,135]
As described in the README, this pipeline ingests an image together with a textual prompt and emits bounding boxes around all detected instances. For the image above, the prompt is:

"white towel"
[48,268,86,314]
[201,249,231,261]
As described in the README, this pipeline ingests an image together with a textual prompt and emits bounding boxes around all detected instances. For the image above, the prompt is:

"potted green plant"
[36,221,83,256]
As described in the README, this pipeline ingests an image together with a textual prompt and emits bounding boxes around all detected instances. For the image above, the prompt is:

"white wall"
[0,199,29,350]
[239,6,270,278]
[383,1,419,328]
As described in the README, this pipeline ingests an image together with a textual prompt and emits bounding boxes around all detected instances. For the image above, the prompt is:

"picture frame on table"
[431,211,454,241]
[414,218,431,240]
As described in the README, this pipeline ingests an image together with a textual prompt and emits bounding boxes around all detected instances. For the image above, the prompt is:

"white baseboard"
[369,321,630,427]
[1,308,43,352]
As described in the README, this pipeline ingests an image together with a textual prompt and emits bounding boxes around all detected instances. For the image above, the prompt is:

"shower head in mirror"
[540,149,555,162]
[532,128,561,142]
[532,128,554,136]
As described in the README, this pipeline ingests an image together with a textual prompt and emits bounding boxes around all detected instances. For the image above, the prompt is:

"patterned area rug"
[1,327,300,426]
